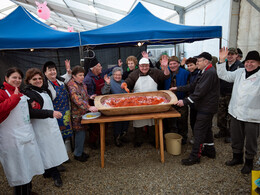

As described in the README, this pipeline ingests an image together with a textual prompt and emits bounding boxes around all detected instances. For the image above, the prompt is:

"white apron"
[31,91,68,169]
[0,91,44,187]
[133,75,158,128]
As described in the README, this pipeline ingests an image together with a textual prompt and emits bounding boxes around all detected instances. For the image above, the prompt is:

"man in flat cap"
[215,48,244,143]
[217,48,260,174]
[170,52,220,166]
[164,56,190,145]
[83,56,122,149]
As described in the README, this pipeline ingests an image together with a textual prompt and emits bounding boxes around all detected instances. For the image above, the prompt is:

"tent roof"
[80,2,222,47]
[0,6,80,50]
[1,0,199,32]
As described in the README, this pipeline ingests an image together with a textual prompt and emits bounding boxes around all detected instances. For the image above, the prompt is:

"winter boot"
[241,158,253,174]
[201,145,216,159]
[181,157,200,166]
[225,153,244,166]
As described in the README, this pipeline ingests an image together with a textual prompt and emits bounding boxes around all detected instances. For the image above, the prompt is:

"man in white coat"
[217,48,260,174]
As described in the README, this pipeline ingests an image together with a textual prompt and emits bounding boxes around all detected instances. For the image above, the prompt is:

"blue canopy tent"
[0,6,81,50]
[80,2,222,47]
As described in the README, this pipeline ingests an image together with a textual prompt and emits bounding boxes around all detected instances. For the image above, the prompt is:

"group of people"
[168,48,259,176]
[0,47,259,194]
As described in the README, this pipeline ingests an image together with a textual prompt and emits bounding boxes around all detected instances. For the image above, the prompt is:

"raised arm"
[217,47,240,82]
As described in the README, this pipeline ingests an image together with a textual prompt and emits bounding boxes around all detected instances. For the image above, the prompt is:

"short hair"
[43,61,57,73]
[5,67,24,79]
[72,66,85,76]
[169,56,179,63]
[24,68,44,85]
[185,57,197,65]
[126,56,138,65]
[112,67,123,75]
[159,54,169,61]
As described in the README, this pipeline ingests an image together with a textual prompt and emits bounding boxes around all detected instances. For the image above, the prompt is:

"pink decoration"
[36,1,50,20]
[67,26,74,32]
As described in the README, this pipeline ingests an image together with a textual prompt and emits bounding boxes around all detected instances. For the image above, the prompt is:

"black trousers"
[14,182,32,195]
[189,106,197,134]
[43,167,60,179]
[190,112,214,159]
[230,116,260,159]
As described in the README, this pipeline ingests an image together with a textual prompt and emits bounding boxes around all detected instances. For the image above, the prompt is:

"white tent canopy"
[1,0,259,59]
[1,0,198,32]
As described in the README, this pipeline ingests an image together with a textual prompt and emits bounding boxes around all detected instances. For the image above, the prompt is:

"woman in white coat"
[0,68,44,195]
[23,68,69,187]
[217,48,260,174]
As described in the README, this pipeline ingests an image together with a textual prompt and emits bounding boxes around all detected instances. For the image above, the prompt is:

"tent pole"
[56,49,61,74]
[118,47,121,59]
[79,46,84,66]
[219,38,222,49]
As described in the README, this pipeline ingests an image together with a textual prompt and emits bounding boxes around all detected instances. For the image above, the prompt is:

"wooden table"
[81,108,181,168]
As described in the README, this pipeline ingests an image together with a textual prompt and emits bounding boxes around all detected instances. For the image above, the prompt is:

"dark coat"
[177,65,220,114]
[22,85,53,119]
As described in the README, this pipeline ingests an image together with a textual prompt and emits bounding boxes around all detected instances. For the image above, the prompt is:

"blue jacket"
[101,78,127,95]
[164,67,190,99]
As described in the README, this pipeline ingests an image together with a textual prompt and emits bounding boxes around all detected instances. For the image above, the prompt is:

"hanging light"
[137,42,144,47]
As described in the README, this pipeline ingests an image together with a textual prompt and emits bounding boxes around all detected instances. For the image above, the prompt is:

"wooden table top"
[81,107,181,124]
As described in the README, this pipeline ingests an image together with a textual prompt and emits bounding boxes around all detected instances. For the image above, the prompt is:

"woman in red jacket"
[0,68,44,195]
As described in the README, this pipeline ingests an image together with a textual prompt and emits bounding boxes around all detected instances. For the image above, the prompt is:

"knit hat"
[244,50,260,62]
[237,48,243,57]
[139,58,149,65]
[84,57,99,72]
[195,52,212,61]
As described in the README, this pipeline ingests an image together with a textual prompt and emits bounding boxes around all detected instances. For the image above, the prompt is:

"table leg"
[158,118,164,163]
[155,119,159,149]
[100,123,105,168]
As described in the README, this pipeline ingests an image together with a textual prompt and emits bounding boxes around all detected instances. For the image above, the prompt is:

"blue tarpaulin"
[80,2,222,47]
[0,6,81,50]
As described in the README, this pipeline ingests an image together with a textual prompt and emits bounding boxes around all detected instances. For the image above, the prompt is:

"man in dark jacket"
[170,52,220,166]
[214,48,244,143]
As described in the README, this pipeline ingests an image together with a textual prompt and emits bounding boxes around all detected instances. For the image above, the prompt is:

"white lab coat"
[133,75,158,127]
[217,62,260,123]
[0,91,44,187]
[31,91,68,169]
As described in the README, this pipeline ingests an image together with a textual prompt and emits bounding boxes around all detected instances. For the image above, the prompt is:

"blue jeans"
[74,130,86,157]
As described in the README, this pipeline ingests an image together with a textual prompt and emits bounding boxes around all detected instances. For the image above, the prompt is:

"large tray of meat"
[94,90,178,116]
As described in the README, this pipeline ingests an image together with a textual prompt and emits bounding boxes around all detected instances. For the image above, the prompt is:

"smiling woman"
[23,68,69,188]
[67,65,98,162]
[0,67,44,194]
